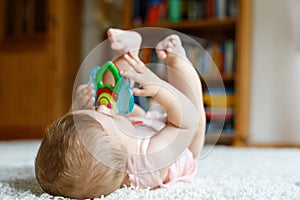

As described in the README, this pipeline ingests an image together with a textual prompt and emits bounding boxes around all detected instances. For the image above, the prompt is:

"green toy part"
[95,61,122,93]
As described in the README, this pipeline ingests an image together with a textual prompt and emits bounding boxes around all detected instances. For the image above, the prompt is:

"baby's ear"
[100,128,108,135]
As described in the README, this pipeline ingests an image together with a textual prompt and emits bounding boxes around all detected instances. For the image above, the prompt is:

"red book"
[147,5,160,24]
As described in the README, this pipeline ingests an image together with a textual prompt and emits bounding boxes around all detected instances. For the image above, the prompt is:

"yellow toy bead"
[98,92,117,112]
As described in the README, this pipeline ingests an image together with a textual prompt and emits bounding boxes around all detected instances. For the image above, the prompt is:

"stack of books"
[185,40,236,77]
[132,0,238,25]
[203,88,234,134]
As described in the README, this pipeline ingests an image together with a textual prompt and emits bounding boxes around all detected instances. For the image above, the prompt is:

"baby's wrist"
[150,81,164,98]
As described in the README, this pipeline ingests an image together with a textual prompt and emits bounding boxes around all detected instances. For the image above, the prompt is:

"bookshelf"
[123,0,252,146]
[126,17,236,30]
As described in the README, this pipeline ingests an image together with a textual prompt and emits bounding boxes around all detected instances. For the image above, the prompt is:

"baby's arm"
[122,52,199,163]
[127,104,146,117]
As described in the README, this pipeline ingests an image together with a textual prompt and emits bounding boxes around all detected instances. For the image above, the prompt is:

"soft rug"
[0,140,300,200]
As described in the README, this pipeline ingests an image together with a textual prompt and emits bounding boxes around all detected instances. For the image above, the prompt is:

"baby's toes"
[169,34,181,46]
[156,49,167,60]
[165,40,175,50]
[107,28,119,40]
[156,41,170,59]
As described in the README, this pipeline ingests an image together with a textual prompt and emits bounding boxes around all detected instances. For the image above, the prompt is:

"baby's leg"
[107,28,142,63]
[107,28,145,117]
[156,35,201,107]
[106,28,142,83]
[156,35,206,157]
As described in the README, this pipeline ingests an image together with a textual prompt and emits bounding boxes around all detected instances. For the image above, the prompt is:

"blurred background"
[0,0,299,147]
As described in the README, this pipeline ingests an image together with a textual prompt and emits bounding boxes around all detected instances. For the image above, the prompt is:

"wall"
[80,0,124,83]
[81,0,103,82]
[250,0,300,144]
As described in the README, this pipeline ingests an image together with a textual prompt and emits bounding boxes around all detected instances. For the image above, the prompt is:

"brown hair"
[35,113,127,199]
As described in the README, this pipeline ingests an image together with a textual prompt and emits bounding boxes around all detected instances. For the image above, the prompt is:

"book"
[185,40,235,77]
[147,0,168,24]
[168,0,182,22]
[205,107,234,120]
[132,0,149,25]
[203,88,234,108]
[227,0,238,17]
[224,39,235,75]
[206,118,234,134]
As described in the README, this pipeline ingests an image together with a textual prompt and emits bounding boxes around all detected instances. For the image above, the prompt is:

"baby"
[35,28,206,199]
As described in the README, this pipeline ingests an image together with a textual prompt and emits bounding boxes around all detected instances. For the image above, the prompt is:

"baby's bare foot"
[155,34,187,62]
[107,28,142,54]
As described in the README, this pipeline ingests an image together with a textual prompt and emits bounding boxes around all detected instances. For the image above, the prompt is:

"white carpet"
[0,140,300,200]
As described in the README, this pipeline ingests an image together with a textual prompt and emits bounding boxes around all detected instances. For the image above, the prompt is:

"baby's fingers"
[76,84,87,96]
[120,69,138,82]
[77,84,93,96]
[85,96,95,109]
[78,95,95,109]
[132,88,147,97]
[123,52,145,73]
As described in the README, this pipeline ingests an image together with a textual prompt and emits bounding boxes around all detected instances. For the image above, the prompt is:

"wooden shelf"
[206,133,235,145]
[0,33,49,51]
[127,17,236,30]
[123,0,252,146]
[201,73,235,82]
[0,0,83,139]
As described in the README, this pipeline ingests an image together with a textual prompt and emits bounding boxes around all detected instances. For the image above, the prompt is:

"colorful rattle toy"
[88,61,134,115]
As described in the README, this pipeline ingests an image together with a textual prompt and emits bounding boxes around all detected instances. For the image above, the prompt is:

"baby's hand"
[122,52,162,97]
[73,84,95,110]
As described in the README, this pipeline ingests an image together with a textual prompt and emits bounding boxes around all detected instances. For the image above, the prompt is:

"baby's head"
[35,112,128,199]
